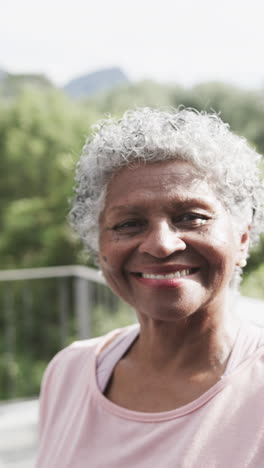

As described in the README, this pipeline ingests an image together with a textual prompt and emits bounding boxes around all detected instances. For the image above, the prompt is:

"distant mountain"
[63,67,129,98]
[0,66,129,100]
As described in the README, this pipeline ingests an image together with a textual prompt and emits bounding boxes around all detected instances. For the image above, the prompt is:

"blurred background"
[0,0,264,465]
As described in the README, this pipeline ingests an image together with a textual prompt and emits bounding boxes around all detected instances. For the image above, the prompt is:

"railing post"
[74,277,91,339]
[3,288,16,398]
[22,284,33,340]
[58,278,69,347]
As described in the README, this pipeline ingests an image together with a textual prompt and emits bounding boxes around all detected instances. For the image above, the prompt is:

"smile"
[133,267,199,279]
[132,267,199,288]
[141,269,194,279]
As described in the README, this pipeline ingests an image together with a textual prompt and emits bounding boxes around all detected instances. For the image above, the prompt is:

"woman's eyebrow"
[105,206,143,215]
[107,197,216,214]
[170,197,216,210]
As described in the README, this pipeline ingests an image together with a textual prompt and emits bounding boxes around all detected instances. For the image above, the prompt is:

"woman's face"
[99,161,249,322]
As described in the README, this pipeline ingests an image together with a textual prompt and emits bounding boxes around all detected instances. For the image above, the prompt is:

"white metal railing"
[0,265,135,402]
[0,265,106,283]
[0,265,106,340]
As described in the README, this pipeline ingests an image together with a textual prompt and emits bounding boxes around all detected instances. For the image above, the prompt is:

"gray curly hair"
[70,107,264,285]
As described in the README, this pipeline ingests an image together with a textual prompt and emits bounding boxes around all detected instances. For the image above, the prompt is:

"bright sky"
[1,0,264,88]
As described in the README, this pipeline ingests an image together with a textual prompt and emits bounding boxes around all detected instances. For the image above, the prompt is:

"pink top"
[36,322,264,468]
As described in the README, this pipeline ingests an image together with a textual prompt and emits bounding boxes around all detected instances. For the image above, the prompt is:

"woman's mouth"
[140,268,197,279]
[132,268,199,287]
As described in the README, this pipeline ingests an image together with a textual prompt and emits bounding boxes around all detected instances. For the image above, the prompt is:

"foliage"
[0,72,55,99]
[0,89,99,268]
[86,80,180,115]
[0,279,135,399]
[92,303,136,338]
[241,264,264,300]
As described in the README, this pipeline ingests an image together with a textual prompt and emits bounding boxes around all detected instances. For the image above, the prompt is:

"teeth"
[141,269,192,279]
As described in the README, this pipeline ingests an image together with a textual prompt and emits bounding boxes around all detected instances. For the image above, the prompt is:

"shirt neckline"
[90,321,264,422]
[90,325,230,422]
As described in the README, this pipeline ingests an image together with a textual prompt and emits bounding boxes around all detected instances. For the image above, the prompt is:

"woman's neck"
[133,297,241,376]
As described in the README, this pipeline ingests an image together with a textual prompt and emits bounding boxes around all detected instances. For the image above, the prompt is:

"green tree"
[0,88,99,268]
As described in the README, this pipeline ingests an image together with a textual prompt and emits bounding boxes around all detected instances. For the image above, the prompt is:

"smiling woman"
[99,161,241,323]
[36,108,264,468]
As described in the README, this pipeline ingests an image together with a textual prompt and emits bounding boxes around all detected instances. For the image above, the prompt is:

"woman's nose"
[138,222,186,258]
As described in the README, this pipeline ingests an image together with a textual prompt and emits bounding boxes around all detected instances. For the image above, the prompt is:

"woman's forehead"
[109,161,208,190]
[104,161,217,209]
[114,160,200,182]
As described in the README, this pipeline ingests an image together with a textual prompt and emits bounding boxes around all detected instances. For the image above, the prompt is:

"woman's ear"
[236,225,251,268]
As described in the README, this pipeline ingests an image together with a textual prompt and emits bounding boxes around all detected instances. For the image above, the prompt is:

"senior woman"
[36,108,264,468]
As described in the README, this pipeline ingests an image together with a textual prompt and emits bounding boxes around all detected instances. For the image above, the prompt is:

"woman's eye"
[113,220,144,232]
[174,213,209,226]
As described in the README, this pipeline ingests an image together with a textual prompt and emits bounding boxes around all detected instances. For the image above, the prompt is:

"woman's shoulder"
[38,326,137,434]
